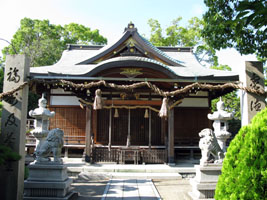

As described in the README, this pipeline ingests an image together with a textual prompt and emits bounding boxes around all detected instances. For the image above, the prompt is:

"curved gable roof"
[85,56,179,79]
[77,23,184,67]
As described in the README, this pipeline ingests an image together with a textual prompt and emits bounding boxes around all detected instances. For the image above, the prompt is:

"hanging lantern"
[144,108,149,118]
[93,89,103,110]
[114,108,119,118]
[159,97,168,118]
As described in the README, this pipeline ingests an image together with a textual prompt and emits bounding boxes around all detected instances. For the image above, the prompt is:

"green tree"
[0,57,4,68]
[148,17,242,133]
[0,57,4,93]
[203,0,267,62]
[0,67,3,93]
[147,17,218,66]
[1,18,107,113]
[215,107,267,200]
[210,65,241,135]
[2,18,107,67]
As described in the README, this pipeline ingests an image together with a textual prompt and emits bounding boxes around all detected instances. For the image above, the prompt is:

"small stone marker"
[241,61,266,126]
[0,55,29,200]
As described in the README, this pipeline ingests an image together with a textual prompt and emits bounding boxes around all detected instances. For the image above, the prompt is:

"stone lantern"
[207,98,233,152]
[25,94,77,200]
[29,93,55,154]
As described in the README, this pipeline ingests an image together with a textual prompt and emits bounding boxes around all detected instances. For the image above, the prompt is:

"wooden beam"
[105,100,162,106]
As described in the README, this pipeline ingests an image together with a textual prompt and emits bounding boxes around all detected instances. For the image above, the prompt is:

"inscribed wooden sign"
[0,55,29,200]
[241,61,266,126]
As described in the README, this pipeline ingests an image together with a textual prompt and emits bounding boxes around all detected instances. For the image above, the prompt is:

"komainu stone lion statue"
[199,128,224,165]
[36,128,64,163]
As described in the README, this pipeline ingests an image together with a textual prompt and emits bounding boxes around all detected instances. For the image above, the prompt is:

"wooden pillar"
[0,55,29,200]
[148,109,152,149]
[84,106,92,162]
[168,108,175,164]
[108,108,112,150]
[126,109,131,147]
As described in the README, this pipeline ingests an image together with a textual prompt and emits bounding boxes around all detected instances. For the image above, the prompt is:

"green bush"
[0,145,21,165]
[215,108,267,200]
[24,165,29,180]
[0,101,2,118]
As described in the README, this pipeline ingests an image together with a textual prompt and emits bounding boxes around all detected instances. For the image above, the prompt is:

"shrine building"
[29,23,239,164]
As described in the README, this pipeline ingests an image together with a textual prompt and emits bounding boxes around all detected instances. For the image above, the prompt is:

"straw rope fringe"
[56,80,266,97]
[0,79,265,100]
[0,81,30,99]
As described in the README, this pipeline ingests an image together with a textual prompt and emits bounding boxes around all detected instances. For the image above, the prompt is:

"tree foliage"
[210,65,241,135]
[147,17,218,66]
[215,107,267,200]
[203,0,267,62]
[2,18,107,67]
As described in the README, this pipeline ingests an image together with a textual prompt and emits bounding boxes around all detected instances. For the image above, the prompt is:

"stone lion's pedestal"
[24,162,77,200]
[24,95,77,200]
[189,98,233,200]
[189,164,222,200]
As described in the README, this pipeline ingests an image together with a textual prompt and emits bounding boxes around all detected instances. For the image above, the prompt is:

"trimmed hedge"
[215,108,267,200]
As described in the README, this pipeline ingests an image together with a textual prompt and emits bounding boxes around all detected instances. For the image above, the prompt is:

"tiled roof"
[30,24,239,82]
[137,32,184,66]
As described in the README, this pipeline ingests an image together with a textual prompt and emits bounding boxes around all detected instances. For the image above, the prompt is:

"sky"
[0,0,257,72]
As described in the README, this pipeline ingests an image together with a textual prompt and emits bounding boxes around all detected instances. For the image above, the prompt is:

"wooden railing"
[142,149,167,164]
[92,148,120,163]
[92,147,167,164]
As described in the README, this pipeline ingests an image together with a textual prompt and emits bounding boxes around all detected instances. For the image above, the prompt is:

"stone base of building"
[189,164,222,200]
[24,162,78,200]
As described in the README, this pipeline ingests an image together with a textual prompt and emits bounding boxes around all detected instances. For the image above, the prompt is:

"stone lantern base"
[24,162,78,200]
[189,164,222,200]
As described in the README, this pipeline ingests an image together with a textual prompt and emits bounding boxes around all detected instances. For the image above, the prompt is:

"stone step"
[111,172,182,180]
[73,171,182,181]
[66,165,195,174]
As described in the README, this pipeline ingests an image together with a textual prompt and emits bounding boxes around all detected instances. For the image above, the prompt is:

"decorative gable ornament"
[120,68,143,78]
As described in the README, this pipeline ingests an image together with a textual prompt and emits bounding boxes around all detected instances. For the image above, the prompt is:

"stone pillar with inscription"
[0,55,29,200]
[241,61,266,126]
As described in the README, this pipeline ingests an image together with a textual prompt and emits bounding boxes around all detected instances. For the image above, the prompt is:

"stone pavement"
[102,179,161,200]
[72,172,192,200]
[63,158,196,199]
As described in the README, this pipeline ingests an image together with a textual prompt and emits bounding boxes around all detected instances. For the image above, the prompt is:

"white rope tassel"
[144,108,149,118]
[93,89,103,110]
[159,97,168,118]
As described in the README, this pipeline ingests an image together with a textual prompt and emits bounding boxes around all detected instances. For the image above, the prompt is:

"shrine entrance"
[96,108,163,146]
[93,107,167,164]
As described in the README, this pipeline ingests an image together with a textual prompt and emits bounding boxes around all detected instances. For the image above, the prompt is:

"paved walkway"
[64,158,196,199]
[101,179,161,200]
